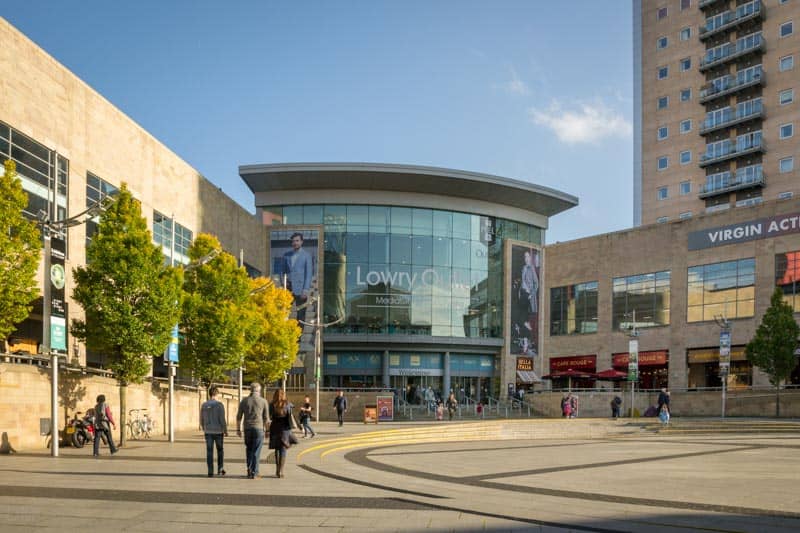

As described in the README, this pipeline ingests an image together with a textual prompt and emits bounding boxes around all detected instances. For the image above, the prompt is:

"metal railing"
[699,1,763,41]
[700,101,764,135]
[699,34,765,72]
[699,71,763,103]
[699,140,765,167]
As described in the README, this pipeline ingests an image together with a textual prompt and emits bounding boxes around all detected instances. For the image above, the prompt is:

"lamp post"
[38,196,115,457]
[628,310,639,418]
[714,313,731,419]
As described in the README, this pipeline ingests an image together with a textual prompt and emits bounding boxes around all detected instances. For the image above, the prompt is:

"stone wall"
[0,363,397,451]
[528,388,800,418]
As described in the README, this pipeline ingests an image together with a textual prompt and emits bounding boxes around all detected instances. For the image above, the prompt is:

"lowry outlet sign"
[688,212,800,250]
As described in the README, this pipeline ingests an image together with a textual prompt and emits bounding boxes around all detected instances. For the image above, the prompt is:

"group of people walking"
[200,386,349,478]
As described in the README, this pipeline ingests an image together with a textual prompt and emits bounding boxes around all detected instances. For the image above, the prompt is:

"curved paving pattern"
[1,419,799,532]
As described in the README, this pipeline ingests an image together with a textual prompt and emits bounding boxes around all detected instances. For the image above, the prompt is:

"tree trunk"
[776,383,781,418]
[119,383,127,447]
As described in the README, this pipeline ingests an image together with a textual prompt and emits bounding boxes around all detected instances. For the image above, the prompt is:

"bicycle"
[127,409,155,440]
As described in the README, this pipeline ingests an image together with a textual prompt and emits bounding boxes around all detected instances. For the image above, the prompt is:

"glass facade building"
[241,163,578,400]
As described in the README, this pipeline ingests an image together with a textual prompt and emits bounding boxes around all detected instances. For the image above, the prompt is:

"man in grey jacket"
[200,386,228,477]
[236,382,269,479]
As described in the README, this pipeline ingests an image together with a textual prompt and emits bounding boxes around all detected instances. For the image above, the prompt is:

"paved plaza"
[1,418,799,532]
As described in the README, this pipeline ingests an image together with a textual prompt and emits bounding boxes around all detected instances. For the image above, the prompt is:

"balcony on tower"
[700,98,764,136]
[699,66,763,104]
[699,1,763,42]
[699,130,764,168]
[699,32,764,72]
[699,164,765,199]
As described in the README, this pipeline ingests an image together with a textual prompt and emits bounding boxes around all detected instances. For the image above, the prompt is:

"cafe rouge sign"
[688,212,800,251]
[612,350,668,367]
[550,355,595,371]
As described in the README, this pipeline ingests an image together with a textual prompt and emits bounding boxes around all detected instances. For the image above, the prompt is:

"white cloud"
[528,100,632,144]
[495,66,529,95]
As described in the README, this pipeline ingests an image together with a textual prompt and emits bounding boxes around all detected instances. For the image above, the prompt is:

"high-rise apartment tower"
[634,0,800,226]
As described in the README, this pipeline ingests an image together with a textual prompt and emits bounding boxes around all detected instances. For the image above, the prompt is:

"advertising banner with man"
[268,226,323,367]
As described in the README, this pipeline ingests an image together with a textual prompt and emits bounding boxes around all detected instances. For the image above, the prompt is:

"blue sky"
[4,1,633,243]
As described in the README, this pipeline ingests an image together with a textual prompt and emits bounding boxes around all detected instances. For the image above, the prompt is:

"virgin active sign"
[688,212,800,251]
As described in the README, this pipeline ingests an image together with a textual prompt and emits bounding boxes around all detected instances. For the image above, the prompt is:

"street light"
[714,312,731,419]
[622,310,650,417]
[38,195,116,457]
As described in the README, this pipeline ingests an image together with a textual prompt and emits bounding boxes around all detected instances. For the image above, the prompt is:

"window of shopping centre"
[776,250,800,312]
[153,211,193,266]
[550,281,598,335]
[612,271,671,330]
[85,173,118,248]
[0,120,68,224]
[687,258,755,322]
[263,205,542,339]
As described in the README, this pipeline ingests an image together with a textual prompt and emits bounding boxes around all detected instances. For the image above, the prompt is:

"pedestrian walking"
[569,393,579,418]
[658,388,671,414]
[269,389,297,478]
[561,394,571,418]
[92,394,118,456]
[236,382,269,479]
[659,403,670,426]
[611,395,622,418]
[299,395,316,438]
[200,386,227,477]
[446,392,457,421]
[333,390,348,426]
[435,400,444,421]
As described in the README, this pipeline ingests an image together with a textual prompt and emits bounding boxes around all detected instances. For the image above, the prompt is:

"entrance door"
[450,377,480,404]
[391,376,443,405]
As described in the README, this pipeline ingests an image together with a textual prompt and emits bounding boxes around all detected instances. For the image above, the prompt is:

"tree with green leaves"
[181,233,258,386]
[746,287,800,417]
[244,277,301,385]
[71,184,183,446]
[0,160,42,353]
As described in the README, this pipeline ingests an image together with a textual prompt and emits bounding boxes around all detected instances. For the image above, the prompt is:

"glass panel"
[390,207,412,233]
[433,210,452,237]
[471,240,488,270]
[412,208,433,235]
[452,238,471,268]
[369,206,390,231]
[411,235,432,265]
[303,205,323,224]
[283,206,303,224]
[368,233,389,264]
[452,213,471,239]
[433,236,452,266]
[390,234,412,265]
[346,205,369,231]
[324,205,347,228]
[346,233,369,263]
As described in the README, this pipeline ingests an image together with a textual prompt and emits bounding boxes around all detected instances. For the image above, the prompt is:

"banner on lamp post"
[628,338,639,382]
[164,324,179,363]
[719,329,731,373]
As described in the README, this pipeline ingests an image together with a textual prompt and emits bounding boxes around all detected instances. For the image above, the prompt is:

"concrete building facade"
[0,17,266,368]
[634,0,800,226]
[544,197,800,392]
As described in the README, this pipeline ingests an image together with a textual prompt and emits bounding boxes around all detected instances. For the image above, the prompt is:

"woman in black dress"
[268,389,296,478]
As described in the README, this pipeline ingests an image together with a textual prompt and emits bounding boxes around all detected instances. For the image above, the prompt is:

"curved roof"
[239,162,578,217]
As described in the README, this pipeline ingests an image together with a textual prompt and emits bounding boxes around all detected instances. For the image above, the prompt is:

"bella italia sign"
[688,212,800,251]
